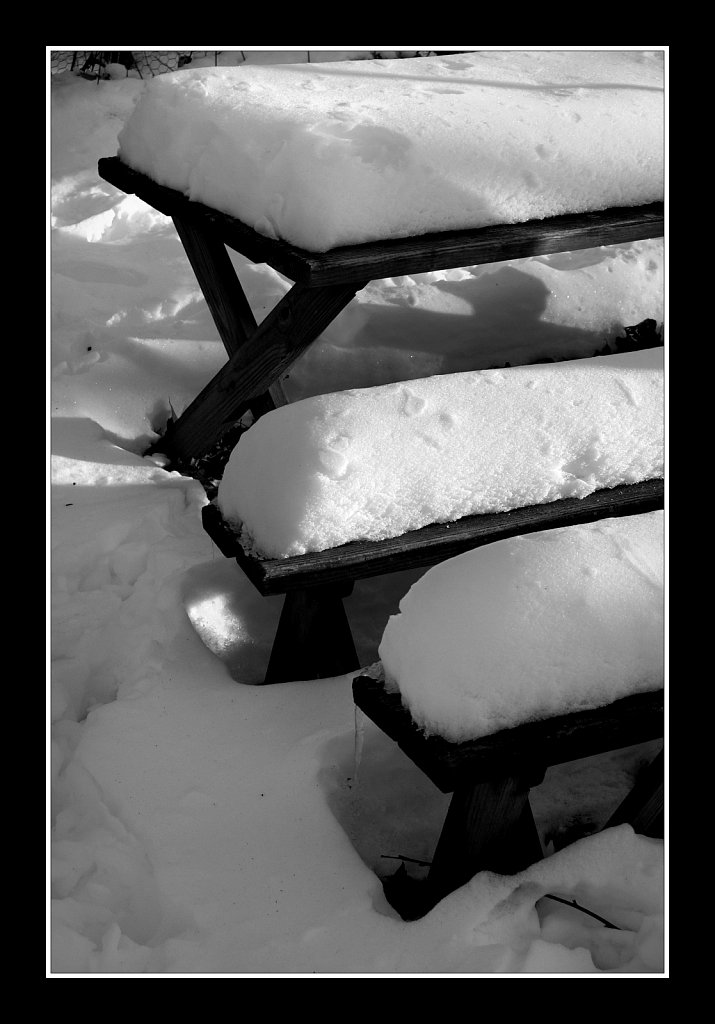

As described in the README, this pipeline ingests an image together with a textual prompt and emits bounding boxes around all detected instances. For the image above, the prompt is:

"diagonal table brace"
[170,212,287,417]
[153,275,369,465]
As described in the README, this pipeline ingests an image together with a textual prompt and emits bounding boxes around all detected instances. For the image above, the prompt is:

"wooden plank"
[98,157,312,282]
[99,158,664,287]
[201,478,664,595]
[154,279,367,463]
[352,675,664,793]
[299,205,665,287]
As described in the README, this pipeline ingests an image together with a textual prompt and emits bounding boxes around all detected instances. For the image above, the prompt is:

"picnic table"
[99,155,665,912]
[98,156,663,470]
[99,156,664,684]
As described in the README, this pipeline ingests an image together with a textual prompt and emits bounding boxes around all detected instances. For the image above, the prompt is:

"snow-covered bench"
[353,672,663,918]
[352,510,664,918]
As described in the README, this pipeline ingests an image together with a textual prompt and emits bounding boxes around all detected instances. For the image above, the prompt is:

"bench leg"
[263,583,360,684]
[604,748,664,839]
[427,769,545,903]
[383,769,545,920]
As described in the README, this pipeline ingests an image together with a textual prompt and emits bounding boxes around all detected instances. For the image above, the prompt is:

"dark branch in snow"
[540,893,621,929]
[383,855,621,928]
[381,854,433,867]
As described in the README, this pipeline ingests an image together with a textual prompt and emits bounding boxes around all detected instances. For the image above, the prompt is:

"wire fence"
[50,51,229,78]
[50,50,470,79]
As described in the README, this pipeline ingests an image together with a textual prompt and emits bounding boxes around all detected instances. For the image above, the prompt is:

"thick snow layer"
[217,348,663,557]
[117,50,664,251]
[379,511,663,741]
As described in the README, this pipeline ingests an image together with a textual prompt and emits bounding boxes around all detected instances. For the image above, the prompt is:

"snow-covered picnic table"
[100,50,664,468]
[52,51,668,971]
[100,48,664,681]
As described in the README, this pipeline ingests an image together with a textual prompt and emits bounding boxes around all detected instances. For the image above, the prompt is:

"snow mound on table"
[216,348,663,558]
[117,50,663,251]
[378,510,663,742]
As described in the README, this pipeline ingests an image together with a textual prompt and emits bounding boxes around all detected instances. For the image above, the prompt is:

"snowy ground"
[49,50,666,976]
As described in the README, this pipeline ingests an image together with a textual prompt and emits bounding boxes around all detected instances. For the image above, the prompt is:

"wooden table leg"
[172,213,288,414]
[263,582,360,684]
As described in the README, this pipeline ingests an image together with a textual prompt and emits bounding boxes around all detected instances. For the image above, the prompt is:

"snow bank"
[117,50,663,251]
[217,348,663,557]
[410,824,664,974]
[379,511,663,741]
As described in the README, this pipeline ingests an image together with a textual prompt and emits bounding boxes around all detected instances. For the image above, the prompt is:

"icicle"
[353,706,366,787]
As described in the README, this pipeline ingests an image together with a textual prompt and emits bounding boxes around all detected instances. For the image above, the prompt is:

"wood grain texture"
[201,478,664,595]
[352,675,664,793]
[99,158,664,286]
[428,775,544,897]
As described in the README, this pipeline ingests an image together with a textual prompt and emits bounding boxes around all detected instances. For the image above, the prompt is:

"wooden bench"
[352,672,664,919]
[98,156,664,684]
[202,478,663,683]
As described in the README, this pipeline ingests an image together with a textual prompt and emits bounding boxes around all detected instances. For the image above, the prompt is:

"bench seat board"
[352,674,664,793]
[202,478,664,595]
[98,157,663,288]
